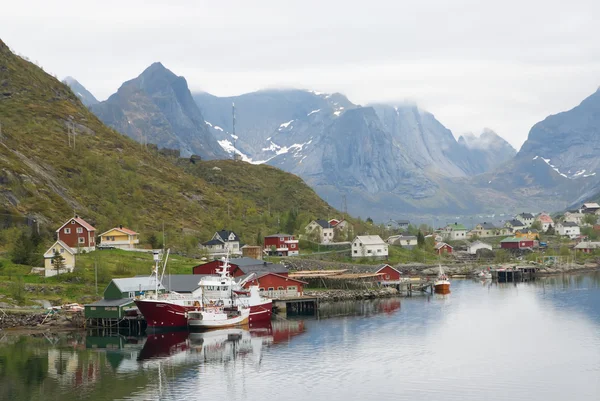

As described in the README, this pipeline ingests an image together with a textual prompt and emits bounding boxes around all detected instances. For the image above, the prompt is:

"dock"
[271,296,319,314]
[492,266,537,282]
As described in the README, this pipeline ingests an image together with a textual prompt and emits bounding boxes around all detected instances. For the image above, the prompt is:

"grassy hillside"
[0,38,337,248]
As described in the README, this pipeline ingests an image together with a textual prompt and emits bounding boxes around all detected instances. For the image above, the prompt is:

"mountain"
[476,88,600,208]
[91,63,227,159]
[193,89,519,218]
[457,129,516,174]
[62,76,99,107]
[0,39,337,245]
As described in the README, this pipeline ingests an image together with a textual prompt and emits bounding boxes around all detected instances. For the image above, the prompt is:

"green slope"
[0,39,337,246]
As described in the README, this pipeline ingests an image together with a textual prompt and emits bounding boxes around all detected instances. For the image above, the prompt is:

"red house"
[500,237,534,249]
[193,257,289,277]
[435,242,453,254]
[372,264,403,284]
[56,215,96,253]
[243,272,307,298]
[264,233,299,256]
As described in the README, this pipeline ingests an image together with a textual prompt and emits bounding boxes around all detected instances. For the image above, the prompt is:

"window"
[90,307,96,311]
[71,220,75,224]
[367,250,372,254]
[76,227,83,234]
[385,275,390,279]
[78,237,85,244]
[60,248,64,254]
[277,286,284,290]
[268,287,274,291]
[64,228,71,234]
[287,286,297,291]
[353,250,358,254]
[377,249,381,253]
[259,288,265,292]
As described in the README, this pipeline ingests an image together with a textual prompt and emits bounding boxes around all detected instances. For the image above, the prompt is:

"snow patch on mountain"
[307,109,321,116]
[279,120,294,130]
[533,155,596,179]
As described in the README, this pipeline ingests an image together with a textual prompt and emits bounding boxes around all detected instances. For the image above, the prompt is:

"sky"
[2,0,600,150]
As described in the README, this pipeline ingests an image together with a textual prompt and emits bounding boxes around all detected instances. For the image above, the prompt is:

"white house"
[581,202,600,214]
[563,212,585,226]
[352,235,388,259]
[556,222,581,239]
[504,219,526,231]
[442,223,468,241]
[466,241,493,255]
[43,240,75,277]
[386,235,418,249]
[305,219,335,244]
[201,230,242,257]
[516,213,535,227]
[535,213,554,232]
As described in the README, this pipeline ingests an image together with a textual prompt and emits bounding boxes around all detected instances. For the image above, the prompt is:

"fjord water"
[2,274,600,401]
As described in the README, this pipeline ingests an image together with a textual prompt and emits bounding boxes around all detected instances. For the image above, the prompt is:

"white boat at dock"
[187,305,250,330]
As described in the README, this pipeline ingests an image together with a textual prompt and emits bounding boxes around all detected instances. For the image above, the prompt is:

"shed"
[84,298,136,319]
[435,242,453,254]
[103,277,166,299]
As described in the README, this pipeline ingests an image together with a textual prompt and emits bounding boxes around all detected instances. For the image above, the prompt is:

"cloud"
[1,0,600,150]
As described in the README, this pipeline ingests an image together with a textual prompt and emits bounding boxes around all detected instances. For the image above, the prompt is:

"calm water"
[2,273,600,401]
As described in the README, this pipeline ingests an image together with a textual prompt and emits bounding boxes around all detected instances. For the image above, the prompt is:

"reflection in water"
[1,273,600,401]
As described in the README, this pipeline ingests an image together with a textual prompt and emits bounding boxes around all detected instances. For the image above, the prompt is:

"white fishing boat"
[187,305,250,330]
[477,270,492,279]
[434,263,451,294]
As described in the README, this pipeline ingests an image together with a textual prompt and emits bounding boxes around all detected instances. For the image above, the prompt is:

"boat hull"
[188,309,250,330]
[434,283,451,294]
[135,299,272,329]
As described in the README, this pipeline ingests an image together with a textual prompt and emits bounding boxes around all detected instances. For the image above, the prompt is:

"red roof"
[537,213,553,223]
[56,216,96,233]
[249,272,308,285]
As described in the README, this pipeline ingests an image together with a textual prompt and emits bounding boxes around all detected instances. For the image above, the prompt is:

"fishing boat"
[187,305,250,330]
[434,264,451,294]
[135,251,272,329]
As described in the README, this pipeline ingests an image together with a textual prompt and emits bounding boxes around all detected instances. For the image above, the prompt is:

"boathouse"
[192,257,289,277]
[435,242,453,254]
[242,272,307,298]
[500,237,534,249]
[84,298,136,320]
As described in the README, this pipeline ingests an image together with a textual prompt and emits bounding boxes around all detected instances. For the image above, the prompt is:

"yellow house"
[515,229,539,240]
[99,226,140,250]
[44,240,75,277]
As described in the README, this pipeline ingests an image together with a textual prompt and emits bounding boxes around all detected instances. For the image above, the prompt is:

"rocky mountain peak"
[62,76,99,107]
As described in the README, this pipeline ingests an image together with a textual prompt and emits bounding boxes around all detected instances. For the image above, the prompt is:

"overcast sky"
[2,0,600,149]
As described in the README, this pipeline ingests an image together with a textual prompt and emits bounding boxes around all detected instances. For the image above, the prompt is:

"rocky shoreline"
[304,287,399,302]
[0,310,85,331]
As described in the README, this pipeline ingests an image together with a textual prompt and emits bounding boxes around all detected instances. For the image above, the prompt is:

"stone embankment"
[304,287,399,302]
[0,311,85,330]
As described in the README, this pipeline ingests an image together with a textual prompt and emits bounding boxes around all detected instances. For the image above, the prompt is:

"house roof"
[582,202,600,209]
[560,221,579,227]
[56,216,96,233]
[264,233,293,238]
[85,298,135,307]
[43,240,75,257]
[500,237,530,243]
[435,242,453,249]
[517,228,539,234]
[395,220,410,224]
[518,213,535,219]
[354,235,386,245]
[110,277,166,293]
[478,222,496,229]
[202,239,224,246]
[242,272,308,285]
[447,223,467,231]
[575,242,600,249]
[99,226,138,237]
[159,275,205,293]
[215,230,240,242]
[506,219,525,227]
[536,214,554,223]
[315,219,333,229]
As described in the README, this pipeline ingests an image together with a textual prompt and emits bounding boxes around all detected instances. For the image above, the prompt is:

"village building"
[581,202,600,214]
[504,219,526,232]
[563,212,585,226]
[386,235,417,249]
[470,222,499,238]
[516,213,535,227]
[574,242,600,253]
[242,272,307,298]
[466,241,492,255]
[435,242,453,254]
[556,222,581,239]
[535,213,554,232]
[264,233,299,256]
[515,228,539,240]
[241,245,263,260]
[98,226,140,250]
[305,219,335,243]
[192,257,289,277]
[500,237,535,250]
[43,240,76,277]
[56,215,96,253]
[351,235,388,259]
[387,220,410,230]
[356,263,404,285]
[442,223,468,241]
[200,229,242,257]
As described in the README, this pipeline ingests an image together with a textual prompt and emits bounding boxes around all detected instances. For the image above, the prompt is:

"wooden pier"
[272,296,319,315]
[393,279,435,296]
[492,266,537,283]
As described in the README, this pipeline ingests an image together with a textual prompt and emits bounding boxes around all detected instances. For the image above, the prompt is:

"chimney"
[119,224,123,229]
[75,214,79,219]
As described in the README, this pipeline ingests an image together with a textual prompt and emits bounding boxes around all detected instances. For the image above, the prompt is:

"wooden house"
[98,226,140,250]
[56,215,96,253]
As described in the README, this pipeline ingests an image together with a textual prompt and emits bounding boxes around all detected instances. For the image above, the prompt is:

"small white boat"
[477,270,492,279]
[434,264,451,294]
[187,306,250,330]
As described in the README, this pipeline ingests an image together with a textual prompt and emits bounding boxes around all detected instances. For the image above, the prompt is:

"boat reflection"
[317,297,401,319]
